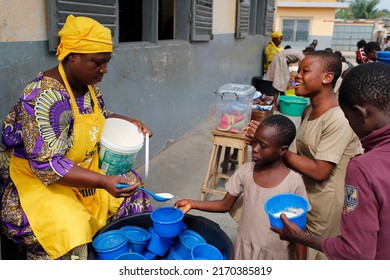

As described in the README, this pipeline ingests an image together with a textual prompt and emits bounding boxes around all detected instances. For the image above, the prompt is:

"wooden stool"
[200,129,248,201]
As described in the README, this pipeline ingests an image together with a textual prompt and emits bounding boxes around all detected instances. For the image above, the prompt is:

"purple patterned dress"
[0,72,152,259]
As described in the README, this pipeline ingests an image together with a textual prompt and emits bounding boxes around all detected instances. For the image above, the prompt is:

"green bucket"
[278,96,309,117]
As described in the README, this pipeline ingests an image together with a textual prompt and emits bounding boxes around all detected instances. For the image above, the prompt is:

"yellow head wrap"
[56,15,113,61]
[271,31,283,39]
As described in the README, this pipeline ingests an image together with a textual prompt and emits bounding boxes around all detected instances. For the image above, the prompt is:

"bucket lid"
[92,229,127,252]
[120,226,151,243]
[215,83,256,97]
[101,118,144,153]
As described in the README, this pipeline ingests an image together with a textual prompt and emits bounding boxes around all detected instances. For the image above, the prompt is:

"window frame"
[281,18,310,42]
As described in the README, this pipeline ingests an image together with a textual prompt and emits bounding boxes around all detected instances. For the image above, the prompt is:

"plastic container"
[264,193,310,230]
[92,229,128,260]
[90,213,234,260]
[99,118,144,175]
[191,243,223,260]
[164,247,183,260]
[171,229,206,260]
[115,252,146,260]
[377,52,390,66]
[146,226,175,256]
[215,83,255,133]
[120,225,151,254]
[150,207,184,238]
[278,95,308,116]
[143,250,157,260]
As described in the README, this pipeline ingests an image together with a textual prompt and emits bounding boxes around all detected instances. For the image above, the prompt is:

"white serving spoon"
[115,184,173,202]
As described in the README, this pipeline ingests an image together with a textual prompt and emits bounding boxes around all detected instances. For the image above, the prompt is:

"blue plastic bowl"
[150,207,184,238]
[146,226,175,256]
[264,193,309,230]
[377,56,390,66]
[92,229,128,260]
[377,51,390,59]
[143,250,157,260]
[172,229,206,260]
[115,252,146,260]
[163,247,184,260]
[191,243,223,260]
[120,225,151,254]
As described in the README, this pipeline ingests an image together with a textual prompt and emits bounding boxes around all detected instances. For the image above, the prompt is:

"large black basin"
[89,213,234,260]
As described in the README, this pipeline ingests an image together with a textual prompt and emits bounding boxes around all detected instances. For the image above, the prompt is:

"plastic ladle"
[115,184,173,202]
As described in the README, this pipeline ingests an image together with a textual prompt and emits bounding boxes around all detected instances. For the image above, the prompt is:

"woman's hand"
[174,199,194,214]
[130,119,153,138]
[242,120,260,145]
[100,175,138,198]
[109,114,153,138]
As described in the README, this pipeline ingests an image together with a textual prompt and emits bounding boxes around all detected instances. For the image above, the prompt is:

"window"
[191,0,213,41]
[236,0,251,38]
[249,0,275,36]
[47,0,213,52]
[282,19,309,42]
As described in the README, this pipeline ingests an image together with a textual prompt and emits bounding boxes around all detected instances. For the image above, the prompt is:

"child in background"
[175,115,309,260]
[355,39,368,64]
[272,62,390,260]
[363,41,381,62]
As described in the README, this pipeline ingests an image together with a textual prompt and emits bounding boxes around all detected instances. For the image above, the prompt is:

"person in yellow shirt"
[263,31,283,75]
[0,15,153,260]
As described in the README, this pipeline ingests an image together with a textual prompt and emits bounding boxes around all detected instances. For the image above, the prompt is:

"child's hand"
[174,199,194,214]
[243,120,260,145]
[270,213,304,243]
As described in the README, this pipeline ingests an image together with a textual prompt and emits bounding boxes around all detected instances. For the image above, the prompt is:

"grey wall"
[0,34,264,167]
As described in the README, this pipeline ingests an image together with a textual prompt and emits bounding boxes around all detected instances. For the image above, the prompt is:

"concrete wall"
[0,0,266,168]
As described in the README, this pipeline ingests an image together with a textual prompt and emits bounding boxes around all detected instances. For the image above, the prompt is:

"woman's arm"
[58,164,138,198]
[110,114,153,137]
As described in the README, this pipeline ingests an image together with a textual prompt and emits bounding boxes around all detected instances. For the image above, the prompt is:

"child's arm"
[295,241,307,260]
[175,193,238,214]
[283,150,335,182]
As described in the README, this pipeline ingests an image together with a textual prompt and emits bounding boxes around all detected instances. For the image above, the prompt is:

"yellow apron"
[9,63,123,259]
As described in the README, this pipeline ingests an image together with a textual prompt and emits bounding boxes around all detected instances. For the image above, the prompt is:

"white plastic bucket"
[99,118,144,175]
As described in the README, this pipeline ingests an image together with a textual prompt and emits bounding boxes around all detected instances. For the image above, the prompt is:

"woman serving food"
[0,15,153,260]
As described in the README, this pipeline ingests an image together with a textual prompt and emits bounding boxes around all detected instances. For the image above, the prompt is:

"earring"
[323,80,326,83]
